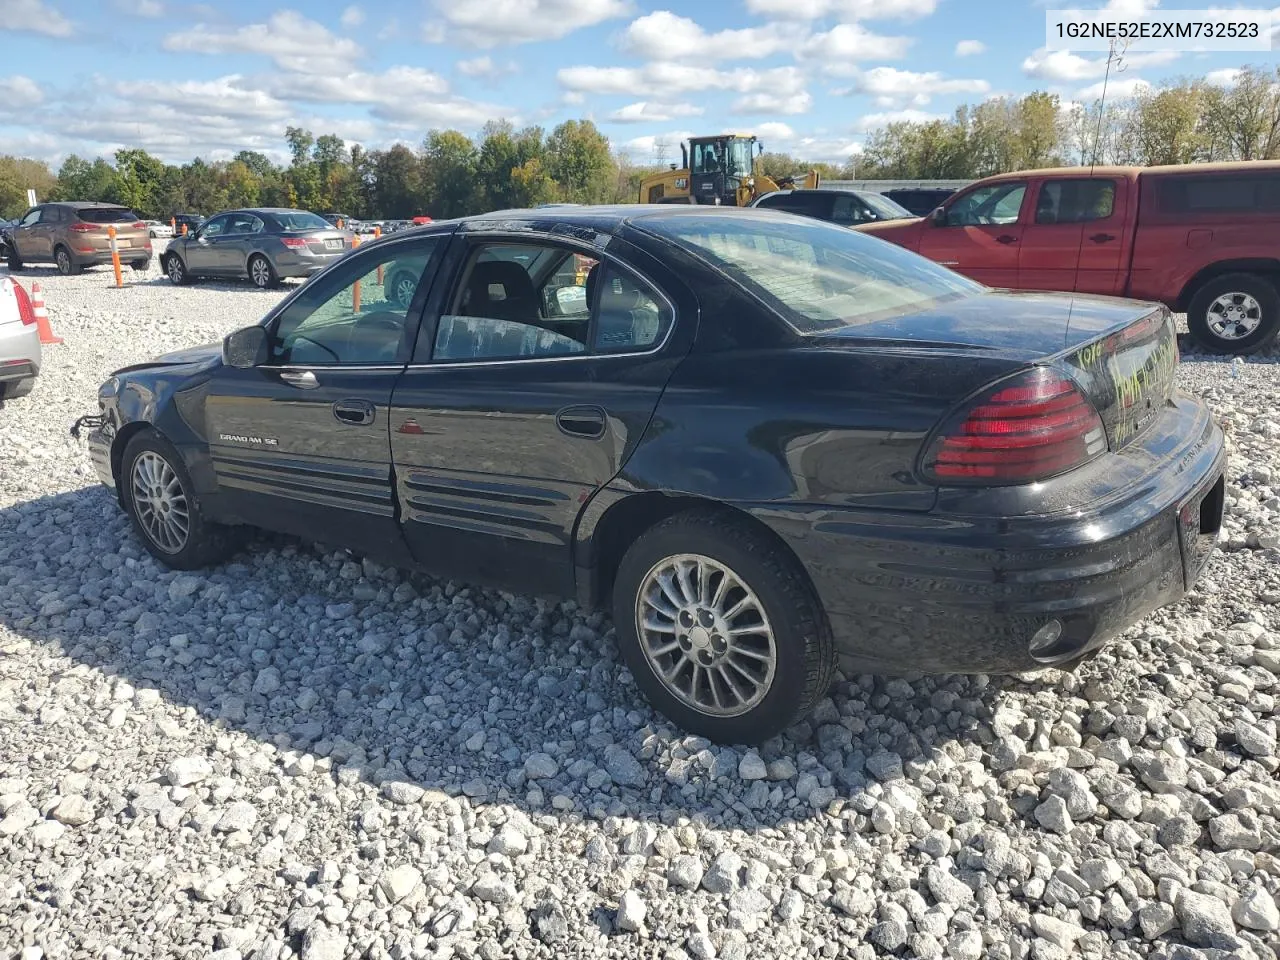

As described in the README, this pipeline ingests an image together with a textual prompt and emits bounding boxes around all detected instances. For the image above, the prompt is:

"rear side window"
[758,193,830,219]
[1035,180,1116,224]
[76,207,137,224]
[1156,175,1280,214]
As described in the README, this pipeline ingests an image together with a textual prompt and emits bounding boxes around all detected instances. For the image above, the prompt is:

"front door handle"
[556,404,606,439]
[995,234,1018,245]
[333,399,375,426]
[279,370,318,389]
[1089,233,1116,243]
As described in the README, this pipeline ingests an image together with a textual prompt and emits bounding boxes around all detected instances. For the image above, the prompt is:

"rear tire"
[130,261,148,272]
[120,431,240,570]
[55,246,80,276]
[248,254,278,289]
[611,509,835,745]
[1186,273,1280,355]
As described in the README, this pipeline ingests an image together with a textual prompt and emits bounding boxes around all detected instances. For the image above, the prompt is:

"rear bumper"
[74,249,152,265]
[0,323,41,383]
[274,252,344,278]
[752,394,1226,675]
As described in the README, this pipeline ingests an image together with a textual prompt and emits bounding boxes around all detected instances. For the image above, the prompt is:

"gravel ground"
[2,263,1279,960]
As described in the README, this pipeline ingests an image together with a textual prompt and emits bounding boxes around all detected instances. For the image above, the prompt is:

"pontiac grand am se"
[73,206,1225,744]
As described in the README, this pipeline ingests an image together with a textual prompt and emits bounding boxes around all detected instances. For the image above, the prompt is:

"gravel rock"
[737,750,767,780]
[1232,887,1280,932]
[668,855,704,890]
[616,889,646,933]
[1176,889,1237,947]
[524,752,559,780]
[701,852,742,894]
[164,755,213,786]
[379,865,421,904]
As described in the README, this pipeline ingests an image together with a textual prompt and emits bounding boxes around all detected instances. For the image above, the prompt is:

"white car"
[145,220,174,239]
[0,270,41,404]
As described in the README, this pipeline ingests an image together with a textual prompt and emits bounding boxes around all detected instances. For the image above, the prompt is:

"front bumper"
[754,394,1226,675]
[77,419,116,491]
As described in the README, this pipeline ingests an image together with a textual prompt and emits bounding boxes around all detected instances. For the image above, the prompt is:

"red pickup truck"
[856,162,1280,354]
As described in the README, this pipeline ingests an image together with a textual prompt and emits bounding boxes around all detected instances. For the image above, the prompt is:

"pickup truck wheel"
[121,431,240,570]
[1187,273,1280,355]
[611,509,835,745]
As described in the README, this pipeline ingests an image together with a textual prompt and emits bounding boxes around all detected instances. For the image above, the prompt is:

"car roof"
[50,201,128,207]
[449,204,795,234]
[978,160,1280,184]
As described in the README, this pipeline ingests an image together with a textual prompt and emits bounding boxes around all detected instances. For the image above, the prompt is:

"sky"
[0,0,1270,170]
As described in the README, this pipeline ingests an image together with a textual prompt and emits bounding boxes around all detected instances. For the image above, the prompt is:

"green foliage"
[545,120,614,204]
[0,155,56,218]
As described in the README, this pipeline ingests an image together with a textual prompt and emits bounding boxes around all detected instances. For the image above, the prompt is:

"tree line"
[857,64,1280,180]
[1,64,1278,220]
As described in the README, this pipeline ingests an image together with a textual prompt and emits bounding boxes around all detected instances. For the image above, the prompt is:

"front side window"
[691,142,723,175]
[200,216,229,239]
[1035,180,1116,225]
[427,241,672,362]
[18,208,41,227]
[270,236,444,365]
[647,214,983,334]
[830,194,873,226]
[945,182,1027,226]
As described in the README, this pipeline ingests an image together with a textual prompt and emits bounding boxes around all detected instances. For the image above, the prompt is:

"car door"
[11,207,44,261]
[202,233,450,562]
[1019,177,1131,296]
[213,212,258,273]
[390,231,688,598]
[185,214,229,274]
[917,180,1028,287]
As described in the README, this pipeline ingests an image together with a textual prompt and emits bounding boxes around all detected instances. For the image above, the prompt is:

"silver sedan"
[0,272,41,403]
[160,208,354,289]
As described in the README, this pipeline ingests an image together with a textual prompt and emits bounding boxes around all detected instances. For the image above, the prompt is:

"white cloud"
[800,23,913,69]
[854,108,945,132]
[112,75,290,119]
[734,91,813,115]
[456,56,518,79]
[113,0,164,15]
[1,0,73,36]
[608,101,705,123]
[790,136,862,164]
[1205,67,1241,87]
[954,39,985,56]
[262,66,451,104]
[559,62,807,98]
[620,11,806,61]
[848,67,990,108]
[745,0,936,18]
[1022,47,1178,82]
[1076,76,1151,99]
[340,5,365,28]
[617,131,697,163]
[755,121,795,141]
[163,11,363,74]
[425,0,632,48]
[0,76,44,109]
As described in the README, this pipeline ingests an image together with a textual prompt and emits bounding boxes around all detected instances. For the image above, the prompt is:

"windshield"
[727,139,753,177]
[77,207,137,224]
[862,193,914,220]
[272,211,332,231]
[644,214,984,334]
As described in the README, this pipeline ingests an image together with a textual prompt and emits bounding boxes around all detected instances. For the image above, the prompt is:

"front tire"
[121,432,239,570]
[1187,273,1280,355]
[165,254,189,285]
[611,510,835,745]
[387,269,418,308]
[55,246,80,276]
[248,254,278,289]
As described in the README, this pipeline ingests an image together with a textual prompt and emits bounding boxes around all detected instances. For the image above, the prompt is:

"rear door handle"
[556,404,606,439]
[995,234,1018,245]
[279,370,318,389]
[333,399,375,426]
[1089,233,1116,243]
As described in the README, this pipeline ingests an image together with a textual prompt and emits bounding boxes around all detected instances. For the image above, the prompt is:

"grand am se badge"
[218,433,278,446]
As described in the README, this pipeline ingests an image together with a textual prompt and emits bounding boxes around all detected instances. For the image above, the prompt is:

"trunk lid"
[287,229,350,255]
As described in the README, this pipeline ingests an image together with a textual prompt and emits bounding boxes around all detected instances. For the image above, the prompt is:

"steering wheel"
[348,311,405,362]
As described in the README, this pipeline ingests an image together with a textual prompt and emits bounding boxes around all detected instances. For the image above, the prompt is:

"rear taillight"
[921,367,1107,485]
[11,281,36,326]
[68,223,96,233]
[281,237,308,248]
[131,221,145,229]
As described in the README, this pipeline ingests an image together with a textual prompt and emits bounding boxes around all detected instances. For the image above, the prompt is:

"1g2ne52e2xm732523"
[75,206,1225,744]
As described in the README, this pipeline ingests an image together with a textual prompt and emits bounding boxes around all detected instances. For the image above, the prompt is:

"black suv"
[750,188,914,227]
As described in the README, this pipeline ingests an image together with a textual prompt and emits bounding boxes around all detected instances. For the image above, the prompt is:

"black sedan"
[74,206,1225,744]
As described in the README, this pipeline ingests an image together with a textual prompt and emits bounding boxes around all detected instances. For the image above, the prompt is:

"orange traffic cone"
[31,282,62,345]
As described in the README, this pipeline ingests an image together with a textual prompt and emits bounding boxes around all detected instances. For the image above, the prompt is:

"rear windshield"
[272,211,332,231]
[644,214,983,333]
[76,207,137,224]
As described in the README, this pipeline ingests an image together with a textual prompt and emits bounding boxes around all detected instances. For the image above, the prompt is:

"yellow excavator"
[638,134,821,207]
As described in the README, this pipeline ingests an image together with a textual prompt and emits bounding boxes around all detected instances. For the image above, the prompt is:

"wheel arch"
[1175,258,1280,311]
[574,489,822,616]
[110,421,158,498]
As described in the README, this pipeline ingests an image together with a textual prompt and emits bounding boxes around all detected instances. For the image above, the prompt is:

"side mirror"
[930,206,947,226]
[223,325,269,369]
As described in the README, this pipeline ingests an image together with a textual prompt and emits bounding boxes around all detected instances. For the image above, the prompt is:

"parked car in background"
[75,205,1224,743]
[145,220,173,240]
[857,161,1280,354]
[2,202,151,275]
[749,188,913,227]
[0,271,41,404]
[160,208,354,288]
[879,187,961,216]
[322,212,356,228]
[173,213,205,236]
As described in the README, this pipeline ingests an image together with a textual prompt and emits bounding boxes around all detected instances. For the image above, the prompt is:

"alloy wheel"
[250,258,271,288]
[130,451,190,554]
[635,553,777,717]
[167,258,184,283]
[1207,292,1262,340]
[56,250,71,274]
